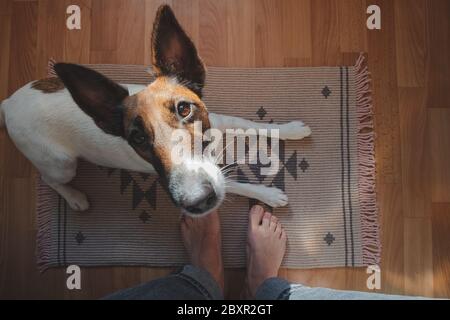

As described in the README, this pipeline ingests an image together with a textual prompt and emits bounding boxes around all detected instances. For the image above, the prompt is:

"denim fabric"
[255,278,426,300]
[105,265,427,300]
[104,265,223,300]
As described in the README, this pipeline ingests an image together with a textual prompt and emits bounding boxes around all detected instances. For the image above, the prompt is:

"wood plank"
[427,108,450,202]
[36,0,66,78]
[0,177,63,299]
[367,0,404,295]
[226,0,255,67]
[90,0,119,63]
[394,0,427,87]
[379,183,405,294]
[9,1,38,91]
[4,0,38,178]
[116,0,146,65]
[198,0,228,66]
[63,0,92,64]
[0,12,11,101]
[0,8,11,183]
[65,267,115,299]
[0,0,12,16]
[311,0,341,66]
[0,175,6,293]
[426,0,450,108]
[432,203,450,298]
[345,267,375,293]
[398,87,431,218]
[282,0,312,67]
[338,0,368,53]
[89,50,117,64]
[114,266,145,297]
[367,0,401,185]
[255,0,284,67]
[90,0,118,51]
[404,217,433,297]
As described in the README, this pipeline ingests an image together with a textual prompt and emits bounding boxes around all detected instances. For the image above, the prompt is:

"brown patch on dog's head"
[31,77,65,93]
[122,77,211,178]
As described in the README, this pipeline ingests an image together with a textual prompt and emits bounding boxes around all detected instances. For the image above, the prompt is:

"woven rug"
[37,54,379,271]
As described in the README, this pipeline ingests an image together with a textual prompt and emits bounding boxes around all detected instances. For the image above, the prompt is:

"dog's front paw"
[66,190,90,212]
[279,121,311,140]
[262,186,288,208]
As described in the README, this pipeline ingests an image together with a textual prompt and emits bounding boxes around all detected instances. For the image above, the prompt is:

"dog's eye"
[129,129,147,145]
[176,101,193,119]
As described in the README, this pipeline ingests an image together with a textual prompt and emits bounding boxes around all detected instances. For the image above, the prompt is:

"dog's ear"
[151,5,205,97]
[54,63,129,137]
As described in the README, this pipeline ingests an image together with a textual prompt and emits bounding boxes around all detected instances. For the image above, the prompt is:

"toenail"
[252,205,263,212]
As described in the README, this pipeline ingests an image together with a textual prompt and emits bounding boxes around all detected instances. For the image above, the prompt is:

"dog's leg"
[209,113,311,140]
[226,181,288,207]
[40,160,89,212]
[43,178,89,212]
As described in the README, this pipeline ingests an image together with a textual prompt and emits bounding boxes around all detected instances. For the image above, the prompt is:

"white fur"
[3,82,310,212]
[171,158,225,217]
[226,181,289,207]
[4,83,153,171]
[3,83,155,211]
[209,113,311,139]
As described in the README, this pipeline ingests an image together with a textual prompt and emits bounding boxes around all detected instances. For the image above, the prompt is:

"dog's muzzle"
[182,181,218,214]
[169,160,224,216]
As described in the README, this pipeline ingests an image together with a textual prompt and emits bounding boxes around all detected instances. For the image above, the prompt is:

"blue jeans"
[104,265,426,300]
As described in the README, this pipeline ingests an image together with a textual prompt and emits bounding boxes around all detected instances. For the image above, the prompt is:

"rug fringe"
[354,53,381,267]
[36,63,58,272]
[36,178,54,272]
[48,59,57,77]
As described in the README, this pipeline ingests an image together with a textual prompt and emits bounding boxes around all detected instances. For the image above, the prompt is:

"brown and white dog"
[0,5,310,216]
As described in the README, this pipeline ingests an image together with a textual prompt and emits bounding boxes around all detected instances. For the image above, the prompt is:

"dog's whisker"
[221,167,237,175]
[224,178,252,184]
[223,177,242,181]
[214,139,236,165]
[222,169,238,176]
[224,175,241,180]
[221,164,237,172]
[220,161,238,172]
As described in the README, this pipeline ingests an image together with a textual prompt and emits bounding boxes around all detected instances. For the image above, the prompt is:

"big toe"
[249,205,265,228]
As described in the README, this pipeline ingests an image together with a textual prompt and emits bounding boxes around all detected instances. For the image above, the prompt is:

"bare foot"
[243,205,287,299]
[181,210,224,291]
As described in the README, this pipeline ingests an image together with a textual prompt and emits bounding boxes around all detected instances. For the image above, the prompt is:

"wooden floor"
[0,0,449,299]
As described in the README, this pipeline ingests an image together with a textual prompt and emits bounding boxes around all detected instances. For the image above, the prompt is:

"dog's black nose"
[184,183,217,215]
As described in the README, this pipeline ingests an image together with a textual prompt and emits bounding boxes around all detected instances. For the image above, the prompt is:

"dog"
[0,5,311,216]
